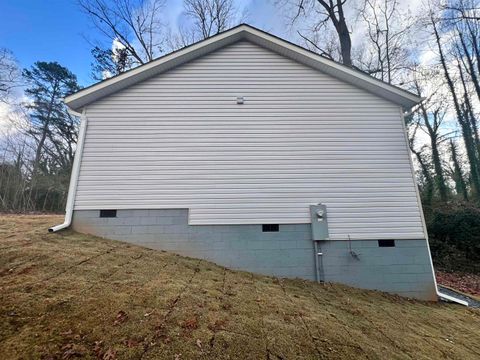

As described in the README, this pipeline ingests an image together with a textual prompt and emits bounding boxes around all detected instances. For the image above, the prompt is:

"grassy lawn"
[1,215,479,359]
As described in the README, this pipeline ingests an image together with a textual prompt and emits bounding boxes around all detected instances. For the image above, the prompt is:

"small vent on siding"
[378,239,395,247]
[262,224,279,232]
[100,209,117,218]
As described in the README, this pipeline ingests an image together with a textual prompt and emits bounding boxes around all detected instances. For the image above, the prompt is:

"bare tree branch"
[78,0,166,65]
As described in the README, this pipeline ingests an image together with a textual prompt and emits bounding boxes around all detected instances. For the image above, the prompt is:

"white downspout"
[437,291,469,306]
[49,107,88,232]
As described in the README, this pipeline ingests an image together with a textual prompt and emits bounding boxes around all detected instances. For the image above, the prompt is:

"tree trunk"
[337,21,352,67]
[432,16,480,196]
[458,30,480,102]
[420,104,448,201]
[413,149,434,205]
[29,80,60,209]
[450,139,468,201]
[315,0,353,67]
[457,59,480,152]
[335,0,352,67]
[31,123,48,178]
[431,137,448,201]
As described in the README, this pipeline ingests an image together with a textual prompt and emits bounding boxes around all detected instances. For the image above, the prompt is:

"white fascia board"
[65,24,422,111]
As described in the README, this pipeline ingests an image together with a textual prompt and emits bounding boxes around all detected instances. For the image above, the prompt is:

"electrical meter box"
[310,204,329,241]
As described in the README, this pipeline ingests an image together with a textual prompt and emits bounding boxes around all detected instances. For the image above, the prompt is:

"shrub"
[424,202,480,273]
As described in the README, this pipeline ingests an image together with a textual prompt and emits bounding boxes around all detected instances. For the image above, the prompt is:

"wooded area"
[0,0,479,270]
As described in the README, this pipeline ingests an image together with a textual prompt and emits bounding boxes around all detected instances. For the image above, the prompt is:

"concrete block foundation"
[72,209,437,301]
[317,240,437,300]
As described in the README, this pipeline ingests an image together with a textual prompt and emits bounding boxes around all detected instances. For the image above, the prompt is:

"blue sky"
[0,0,286,87]
[0,0,103,86]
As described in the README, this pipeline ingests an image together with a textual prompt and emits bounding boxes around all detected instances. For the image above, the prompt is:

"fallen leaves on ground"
[113,310,128,326]
[102,348,117,360]
[436,270,480,296]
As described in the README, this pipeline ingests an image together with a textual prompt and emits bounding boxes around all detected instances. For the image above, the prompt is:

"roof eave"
[65,24,422,111]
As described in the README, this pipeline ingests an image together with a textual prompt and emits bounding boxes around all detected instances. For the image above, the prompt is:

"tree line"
[0,60,79,211]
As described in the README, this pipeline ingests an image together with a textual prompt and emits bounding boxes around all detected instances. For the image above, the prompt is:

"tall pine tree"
[22,61,80,209]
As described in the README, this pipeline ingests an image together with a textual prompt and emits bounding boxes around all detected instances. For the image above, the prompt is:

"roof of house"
[65,24,423,111]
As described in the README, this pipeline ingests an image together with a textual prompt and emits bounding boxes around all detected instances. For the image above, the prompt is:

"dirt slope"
[1,215,479,359]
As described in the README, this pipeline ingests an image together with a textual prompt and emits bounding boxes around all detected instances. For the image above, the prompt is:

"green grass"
[1,215,479,359]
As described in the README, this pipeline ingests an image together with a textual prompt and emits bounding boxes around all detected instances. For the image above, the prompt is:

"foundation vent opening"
[378,239,395,247]
[262,224,279,232]
[100,209,117,218]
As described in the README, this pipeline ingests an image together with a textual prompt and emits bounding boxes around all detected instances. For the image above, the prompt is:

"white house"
[50,24,437,301]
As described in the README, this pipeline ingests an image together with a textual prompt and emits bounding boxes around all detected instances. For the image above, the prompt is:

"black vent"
[378,239,395,247]
[100,209,117,218]
[262,224,279,232]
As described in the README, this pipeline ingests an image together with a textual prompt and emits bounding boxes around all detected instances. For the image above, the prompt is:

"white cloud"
[418,48,437,66]
[0,102,12,134]
[0,101,29,137]
[112,38,125,52]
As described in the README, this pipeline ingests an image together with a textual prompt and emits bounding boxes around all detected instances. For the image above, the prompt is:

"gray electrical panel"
[310,204,329,241]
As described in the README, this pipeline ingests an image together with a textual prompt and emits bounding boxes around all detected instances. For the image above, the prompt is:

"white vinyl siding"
[76,40,425,240]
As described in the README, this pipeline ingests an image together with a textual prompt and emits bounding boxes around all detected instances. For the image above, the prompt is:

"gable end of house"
[65,24,422,112]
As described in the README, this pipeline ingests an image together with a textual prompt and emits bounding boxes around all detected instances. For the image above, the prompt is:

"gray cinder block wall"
[318,240,437,300]
[72,209,437,301]
[73,209,315,279]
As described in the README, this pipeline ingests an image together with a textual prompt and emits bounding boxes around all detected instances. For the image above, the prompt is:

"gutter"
[49,108,87,232]
[403,99,426,117]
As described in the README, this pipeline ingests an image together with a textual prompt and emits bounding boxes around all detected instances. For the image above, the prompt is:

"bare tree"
[0,108,33,211]
[184,0,236,39]
[442,1,480,104]
[166,0,241,51]
[443,0,480,22]
[358,0,415,84]
[166,25,197,50]
[0,48,21,103]
[79,0,166,65]
[290,0,354,66]
[413,78,451,201]
[455,29,480,102]
[407,118,435,205]
[429,9,480,197]
[455,54,480,153]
